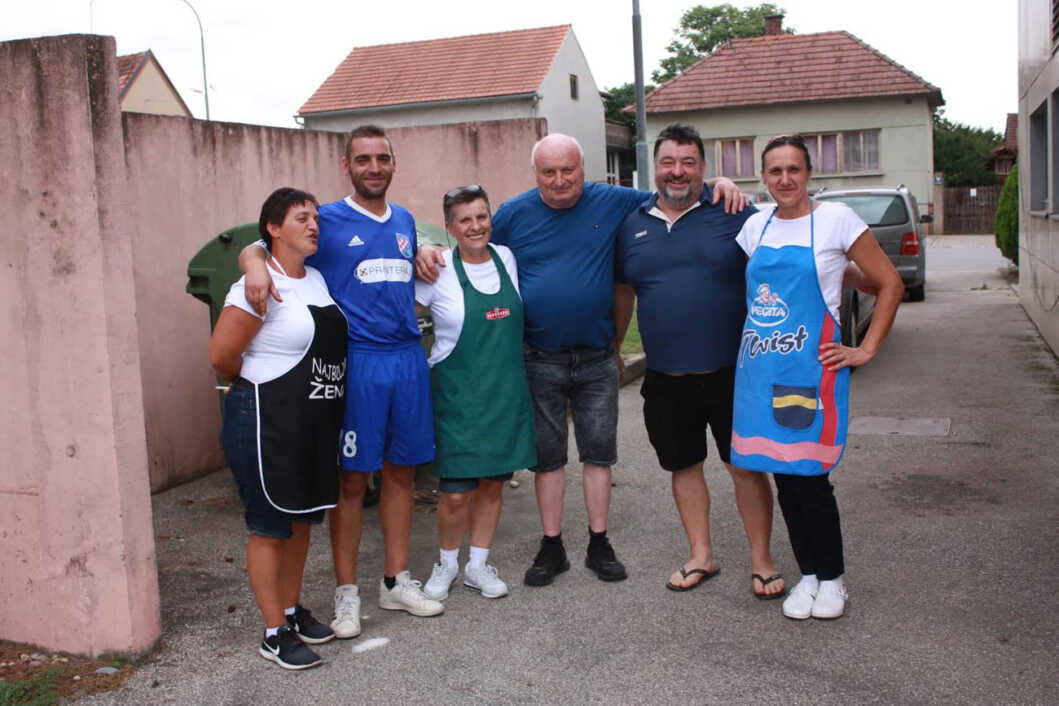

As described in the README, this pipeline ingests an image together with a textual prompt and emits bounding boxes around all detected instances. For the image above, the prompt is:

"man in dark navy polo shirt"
[614,123,786,598]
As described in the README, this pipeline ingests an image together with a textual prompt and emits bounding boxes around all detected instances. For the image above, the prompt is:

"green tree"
[933,111,1003,187]
[653,3,792,83]
[602,82,654,127]
[994,163,1019,265]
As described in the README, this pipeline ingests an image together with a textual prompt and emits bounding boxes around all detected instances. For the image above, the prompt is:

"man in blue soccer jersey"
[239,125,443,639]
[417,133,749,589]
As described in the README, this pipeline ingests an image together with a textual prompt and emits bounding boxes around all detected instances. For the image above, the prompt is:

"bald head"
[532,133,586,210]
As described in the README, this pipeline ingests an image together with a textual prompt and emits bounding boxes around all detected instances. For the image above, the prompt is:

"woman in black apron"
[416,186,536,602]
[733,136,904,620]
[210,188,347,669]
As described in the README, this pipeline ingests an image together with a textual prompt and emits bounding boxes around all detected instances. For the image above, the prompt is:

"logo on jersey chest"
[395,233,412,259]
[485,307,511,321]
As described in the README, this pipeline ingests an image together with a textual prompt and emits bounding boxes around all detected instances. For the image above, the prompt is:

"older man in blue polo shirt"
[614,123,785,598]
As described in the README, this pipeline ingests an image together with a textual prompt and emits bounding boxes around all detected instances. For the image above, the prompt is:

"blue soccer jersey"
[307,197,420,347]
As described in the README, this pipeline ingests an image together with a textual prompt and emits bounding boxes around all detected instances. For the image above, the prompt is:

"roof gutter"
[296,91,538,120]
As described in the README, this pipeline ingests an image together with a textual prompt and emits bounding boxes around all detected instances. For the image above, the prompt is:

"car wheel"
[363,470,382,507]
[907,282,925,302]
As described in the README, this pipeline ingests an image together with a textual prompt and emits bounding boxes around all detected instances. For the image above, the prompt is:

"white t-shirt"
[414,244,520,367]
[735,201,868,320]
[223,261,340,383]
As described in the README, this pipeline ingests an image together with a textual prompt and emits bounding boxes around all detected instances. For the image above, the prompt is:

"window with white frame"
[702,138,755,178]
[802,130,880,174]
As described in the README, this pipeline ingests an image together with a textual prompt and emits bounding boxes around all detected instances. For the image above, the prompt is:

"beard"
[350,172,392,200]
[660,180,699,209]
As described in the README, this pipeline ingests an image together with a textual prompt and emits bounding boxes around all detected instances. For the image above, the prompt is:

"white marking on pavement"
[849,417,951,436]
[352,637,390,653]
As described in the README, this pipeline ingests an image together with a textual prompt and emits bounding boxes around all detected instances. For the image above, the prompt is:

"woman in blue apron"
[210,188,347,669]
[415,185,536,602]
[732,136,904,620]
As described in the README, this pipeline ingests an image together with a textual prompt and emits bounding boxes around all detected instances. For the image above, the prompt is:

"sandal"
[752,572,787,600]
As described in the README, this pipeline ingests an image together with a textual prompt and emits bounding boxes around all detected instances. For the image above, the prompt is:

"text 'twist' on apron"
[430,246,536,478]
[731,203,850,475]
[254,263,348,511]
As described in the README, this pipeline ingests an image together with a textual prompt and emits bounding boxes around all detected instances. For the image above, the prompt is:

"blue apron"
[731,204,850,476]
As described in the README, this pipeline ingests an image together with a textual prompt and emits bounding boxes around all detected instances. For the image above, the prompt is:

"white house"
[1016,0,1059,354]
[637,16,943,211]
[117,50,191,118]
[297,25,606,181]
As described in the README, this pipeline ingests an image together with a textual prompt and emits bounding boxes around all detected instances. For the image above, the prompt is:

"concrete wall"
[0,35,160,656]
[1016,0,1059,354]
[535,31,607,182]
[646,96,936,208]
[121,56,190,117]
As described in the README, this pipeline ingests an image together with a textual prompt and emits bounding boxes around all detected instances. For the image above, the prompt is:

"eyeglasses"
[443,184,484,202]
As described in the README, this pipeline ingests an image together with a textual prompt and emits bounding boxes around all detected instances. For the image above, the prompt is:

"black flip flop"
[752,573,787,600]
[665,565,720,592]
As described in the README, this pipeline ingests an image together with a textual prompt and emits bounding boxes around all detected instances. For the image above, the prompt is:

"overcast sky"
[4,0,1015,133]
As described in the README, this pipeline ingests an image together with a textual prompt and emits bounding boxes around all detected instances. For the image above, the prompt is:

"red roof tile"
[117,51,147,95]
[1004,112,1017,151]
[299,25,571,115]
[643,31,943,113]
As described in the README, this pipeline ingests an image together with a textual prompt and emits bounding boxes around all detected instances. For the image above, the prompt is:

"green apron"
[430,246,536,479]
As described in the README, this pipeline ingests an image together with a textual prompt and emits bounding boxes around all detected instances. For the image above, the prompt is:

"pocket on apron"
[771,384,818,430]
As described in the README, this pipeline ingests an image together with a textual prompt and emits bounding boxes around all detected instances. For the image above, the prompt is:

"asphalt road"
[81,236,1057,705]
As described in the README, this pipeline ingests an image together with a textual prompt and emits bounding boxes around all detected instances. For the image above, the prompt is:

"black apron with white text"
[253,304,347,512]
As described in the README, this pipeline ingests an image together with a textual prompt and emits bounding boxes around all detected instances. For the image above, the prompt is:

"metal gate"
[943,185,1002,233]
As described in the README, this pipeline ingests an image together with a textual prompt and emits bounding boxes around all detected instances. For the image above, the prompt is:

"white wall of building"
[646,96,936,207]
[302,96,535,132]
[1016,0,1059,354]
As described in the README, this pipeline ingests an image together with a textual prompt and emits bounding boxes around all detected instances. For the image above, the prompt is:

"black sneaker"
[286,605,335,644]
[585,536,627,582]
[259,625,323,670]
[524,537,570,586]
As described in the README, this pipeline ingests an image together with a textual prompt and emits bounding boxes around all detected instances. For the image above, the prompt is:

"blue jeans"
[522,343,619,473]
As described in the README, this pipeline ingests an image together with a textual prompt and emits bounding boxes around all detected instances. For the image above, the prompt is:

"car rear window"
[821,195,909,227]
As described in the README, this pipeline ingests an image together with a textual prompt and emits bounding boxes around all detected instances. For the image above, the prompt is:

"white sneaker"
[811,578,848,619]
[330,585,361,638]
[378,570,444,616]
[463,563,509,599]
[782,575,819,620]
[423,562,459,600]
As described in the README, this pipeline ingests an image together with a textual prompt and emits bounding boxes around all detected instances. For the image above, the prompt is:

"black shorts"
[640,367,735,471]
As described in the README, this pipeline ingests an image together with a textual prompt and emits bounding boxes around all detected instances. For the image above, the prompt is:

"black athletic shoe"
[286,605,335,644]
[524,538,570,586]
[585,536,628,582]
[259,625,322,670]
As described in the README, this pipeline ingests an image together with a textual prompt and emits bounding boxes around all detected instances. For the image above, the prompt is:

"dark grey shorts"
[523,343,619,473]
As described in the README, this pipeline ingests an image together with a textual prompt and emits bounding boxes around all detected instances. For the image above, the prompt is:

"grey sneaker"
[423,562,459,600]
[378,571,444,616]
[463,563,509,598]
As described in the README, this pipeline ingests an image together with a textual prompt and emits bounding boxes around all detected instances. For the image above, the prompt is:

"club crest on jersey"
[395,233,413,259]
[748,283,790,326]
[486,307,511,321]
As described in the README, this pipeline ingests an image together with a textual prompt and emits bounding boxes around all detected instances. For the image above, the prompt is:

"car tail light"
[900,232,919,256]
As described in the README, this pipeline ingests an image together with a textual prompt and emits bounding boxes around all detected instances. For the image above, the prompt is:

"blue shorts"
[340,341,434,472]
[220,381,325,538]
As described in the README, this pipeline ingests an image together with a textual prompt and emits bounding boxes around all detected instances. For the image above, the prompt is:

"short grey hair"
[530,134,585,169]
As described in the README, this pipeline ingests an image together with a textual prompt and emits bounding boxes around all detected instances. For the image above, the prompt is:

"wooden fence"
[943,184,1002,233]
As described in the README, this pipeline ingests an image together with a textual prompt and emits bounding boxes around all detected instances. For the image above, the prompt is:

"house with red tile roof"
[636,16,943,210]
[117,50,191,118]
[990,113,1017,178]
[297,25,607,180]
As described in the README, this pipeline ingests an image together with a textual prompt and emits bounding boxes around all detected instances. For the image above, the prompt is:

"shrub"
[994,163,1019,265]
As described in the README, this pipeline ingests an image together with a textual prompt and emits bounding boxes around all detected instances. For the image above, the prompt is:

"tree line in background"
[605,3,1005,190]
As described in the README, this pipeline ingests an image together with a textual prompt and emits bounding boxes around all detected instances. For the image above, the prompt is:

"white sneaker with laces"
[782,574,819,620]
[811,577,848,619]
[423,562,459,600]
[378,570,444,616]
[330,585,361,638]
[463,563,509,598]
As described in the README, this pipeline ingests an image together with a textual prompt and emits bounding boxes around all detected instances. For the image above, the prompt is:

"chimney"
[765,14,784,36]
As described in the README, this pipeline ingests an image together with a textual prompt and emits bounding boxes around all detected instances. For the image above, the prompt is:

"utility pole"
[632,0,649,190]
[178,0,210,120]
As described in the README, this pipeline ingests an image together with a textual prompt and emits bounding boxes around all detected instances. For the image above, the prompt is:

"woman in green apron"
[415,185,536,601]
[211,188,347,669]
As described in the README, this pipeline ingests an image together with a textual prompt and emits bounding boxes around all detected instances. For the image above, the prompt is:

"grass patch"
[621,308,643,356]
[0,668,60,706]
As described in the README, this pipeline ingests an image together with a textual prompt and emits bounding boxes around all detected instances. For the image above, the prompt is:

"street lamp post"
[177,0,209,120]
